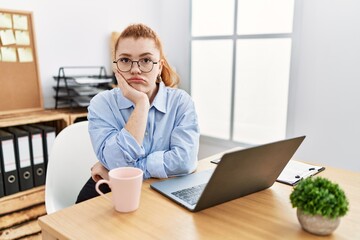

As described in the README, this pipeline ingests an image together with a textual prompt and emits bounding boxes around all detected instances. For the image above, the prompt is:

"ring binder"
[20,125,46,186]
[0,152,4,197]
[31,124,56,167]
[5,127,34,191]
[0,129,20,195]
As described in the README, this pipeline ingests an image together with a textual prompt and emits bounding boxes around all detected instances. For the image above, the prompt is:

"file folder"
[0,148,4,197]
[31,124,56,167]
[6,127,34,191]
[277,160,325,186]
[20,125,46,186]
[0,129,20,195]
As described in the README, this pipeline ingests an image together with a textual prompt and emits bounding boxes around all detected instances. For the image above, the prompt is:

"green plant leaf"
[290,176,349,219]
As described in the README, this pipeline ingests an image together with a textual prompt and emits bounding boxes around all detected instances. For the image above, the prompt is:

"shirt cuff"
[117,128,145,162]
[146,151,168,178]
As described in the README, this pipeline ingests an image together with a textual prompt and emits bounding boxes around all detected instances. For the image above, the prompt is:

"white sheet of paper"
[0,29,16,45]
[277,160,324,185]
[73,77,113,84]
[1,47,17,62]
[32,134,44,164]
[15,30,30,45]
[46,132,56,157]
[18,136,31,167]
[2,139,17,172]
[18,47,33,62]
[0,13,12,28]
[13,14,28,30]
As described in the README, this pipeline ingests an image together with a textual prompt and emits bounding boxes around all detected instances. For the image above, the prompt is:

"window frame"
[190,0,294,144]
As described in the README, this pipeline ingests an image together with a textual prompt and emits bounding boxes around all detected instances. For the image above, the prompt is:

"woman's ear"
[159,59,164,72]
[112,64,117,74]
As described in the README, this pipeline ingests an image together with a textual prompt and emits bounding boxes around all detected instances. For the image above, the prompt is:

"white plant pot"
[297,209,340,235]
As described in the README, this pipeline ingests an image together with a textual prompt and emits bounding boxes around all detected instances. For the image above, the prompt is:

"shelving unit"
[53,66,114,109]
[0,9,94,239]
[0,109,87,240]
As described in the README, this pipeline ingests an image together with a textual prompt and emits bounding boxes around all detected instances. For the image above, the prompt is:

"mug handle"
[95,179,112,202]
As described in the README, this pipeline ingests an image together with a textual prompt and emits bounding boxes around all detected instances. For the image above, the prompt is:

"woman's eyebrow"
[117,53,131,57]
[117,52,155,58]
[139,52,154,57]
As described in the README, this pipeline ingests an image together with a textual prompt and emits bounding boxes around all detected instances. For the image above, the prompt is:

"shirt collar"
[117,81,167,114]
[151,81,167,113]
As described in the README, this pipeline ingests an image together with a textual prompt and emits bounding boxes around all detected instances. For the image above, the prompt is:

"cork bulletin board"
[0,9,43,114]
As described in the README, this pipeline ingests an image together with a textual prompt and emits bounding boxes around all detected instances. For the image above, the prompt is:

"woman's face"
[114,37,163,99]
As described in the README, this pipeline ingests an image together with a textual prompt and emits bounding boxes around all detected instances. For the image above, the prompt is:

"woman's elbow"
[182,159,198,175]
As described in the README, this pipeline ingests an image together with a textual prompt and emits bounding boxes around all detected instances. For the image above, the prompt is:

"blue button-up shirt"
[87,82,200,179]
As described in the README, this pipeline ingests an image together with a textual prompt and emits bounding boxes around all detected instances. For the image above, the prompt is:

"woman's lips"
[128,77,145,84]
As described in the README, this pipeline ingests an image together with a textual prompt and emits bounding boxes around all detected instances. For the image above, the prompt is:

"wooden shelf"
[51,107,88,125]
[0,9,88,239]
[0,186,45,239]
[0,186,45,216]
[0,110,69,129]
[0,108,87,239]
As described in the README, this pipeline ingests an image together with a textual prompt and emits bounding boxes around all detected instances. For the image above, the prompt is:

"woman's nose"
[130,61,141,74]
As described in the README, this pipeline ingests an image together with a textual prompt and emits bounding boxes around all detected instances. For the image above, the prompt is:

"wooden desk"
[38,152,360,240]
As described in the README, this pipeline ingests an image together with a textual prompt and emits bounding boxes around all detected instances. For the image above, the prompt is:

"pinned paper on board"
[13,14,28,30]
[0,13,12,28]
[18,47,33,62]
[15,30,30,45]
[1,47,17,62]
[0,29,16,45]
[0,10,41,113]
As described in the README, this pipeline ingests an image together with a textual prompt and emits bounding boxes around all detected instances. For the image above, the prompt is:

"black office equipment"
[53,66,113,109]
[6,127,34,191]
[0,129,20,195]
[20,125,46,186]
[151,136,305,212]
[31,124,56,167]
[0,146,4,197]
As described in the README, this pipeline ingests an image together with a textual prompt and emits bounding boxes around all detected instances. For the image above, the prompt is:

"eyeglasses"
[113,57,159,73]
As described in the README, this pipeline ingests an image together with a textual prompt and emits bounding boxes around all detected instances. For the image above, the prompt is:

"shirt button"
[145,131,148,136]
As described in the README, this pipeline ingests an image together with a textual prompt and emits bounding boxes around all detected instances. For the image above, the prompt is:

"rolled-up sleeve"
[88,91,145,170]
[102,128,145,169]
[162,94,199,177]
[145,151,167,178]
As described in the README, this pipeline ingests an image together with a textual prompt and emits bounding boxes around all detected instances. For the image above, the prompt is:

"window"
[191,0,294,144]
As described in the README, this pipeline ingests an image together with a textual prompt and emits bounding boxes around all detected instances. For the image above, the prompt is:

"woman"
[76,23,200,203]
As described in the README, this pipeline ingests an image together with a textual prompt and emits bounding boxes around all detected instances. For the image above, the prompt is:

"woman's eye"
[120,58,131,63]
[141,58,152,63]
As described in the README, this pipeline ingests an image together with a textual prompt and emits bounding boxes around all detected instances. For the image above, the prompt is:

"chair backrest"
[45,121,98,214]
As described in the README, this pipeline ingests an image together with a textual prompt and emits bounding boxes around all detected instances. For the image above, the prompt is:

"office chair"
[45,121,98,214]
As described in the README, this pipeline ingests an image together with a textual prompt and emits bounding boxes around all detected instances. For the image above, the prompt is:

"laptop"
[150,136,305,212]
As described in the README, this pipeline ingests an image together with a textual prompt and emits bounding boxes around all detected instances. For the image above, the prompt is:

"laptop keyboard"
[171,183,206,206]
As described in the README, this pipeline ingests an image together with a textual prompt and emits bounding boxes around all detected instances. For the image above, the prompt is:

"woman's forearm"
[124,97,149,145]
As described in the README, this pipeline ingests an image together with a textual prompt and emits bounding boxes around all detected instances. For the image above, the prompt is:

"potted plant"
[290,176,349,235]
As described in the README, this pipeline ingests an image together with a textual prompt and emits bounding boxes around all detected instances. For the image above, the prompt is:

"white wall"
[287,0,360,171]
[159,0,191,92]
[0,0,162,108]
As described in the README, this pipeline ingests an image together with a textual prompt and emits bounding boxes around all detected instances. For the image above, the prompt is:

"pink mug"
[95,167,143,212]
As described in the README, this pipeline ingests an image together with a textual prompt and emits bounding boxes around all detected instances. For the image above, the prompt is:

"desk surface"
[39,151,360,240]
